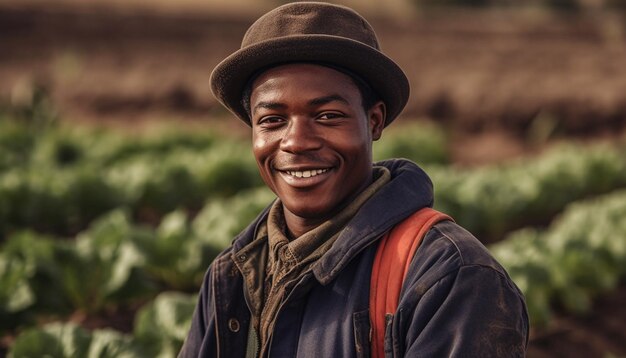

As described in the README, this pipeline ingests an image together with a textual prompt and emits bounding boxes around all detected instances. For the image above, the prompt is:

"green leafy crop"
[491,189,626,326]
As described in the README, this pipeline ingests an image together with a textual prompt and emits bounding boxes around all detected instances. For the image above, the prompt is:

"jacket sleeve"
[401,264,529,357]
[178,265,216,358]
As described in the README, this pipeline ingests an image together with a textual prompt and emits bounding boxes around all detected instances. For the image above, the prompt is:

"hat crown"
[242,2,380,50]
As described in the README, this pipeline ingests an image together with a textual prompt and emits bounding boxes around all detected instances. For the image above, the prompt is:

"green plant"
[52,210,154,313]
[9,322,148,358]
[133,292,197,358]
[0,120,37,171]
[432,143,626,241]
[192,187,276,257]
[2,231,69,314]
[0,253,35,332]
[132,187,275,290]
[374,121,449,165]
[490,189,626,327]
[8,291,196,358]
[0,116,265,237]
[131,210,208,290]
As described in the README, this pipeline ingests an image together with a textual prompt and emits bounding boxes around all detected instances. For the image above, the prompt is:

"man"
[180,2,529,357]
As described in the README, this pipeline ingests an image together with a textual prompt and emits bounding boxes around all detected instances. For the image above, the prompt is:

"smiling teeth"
[287,169,329,178]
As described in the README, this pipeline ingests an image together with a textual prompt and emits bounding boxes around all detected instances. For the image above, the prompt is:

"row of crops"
[0,118,448,238]
[2,115,626,356]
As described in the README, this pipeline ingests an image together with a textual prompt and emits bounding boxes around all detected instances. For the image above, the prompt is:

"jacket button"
[228,318,240,332]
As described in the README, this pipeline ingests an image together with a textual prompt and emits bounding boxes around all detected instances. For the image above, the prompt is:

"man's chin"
[280,200,337,221]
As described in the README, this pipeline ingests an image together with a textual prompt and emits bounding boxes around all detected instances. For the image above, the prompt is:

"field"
[1,1,626,357]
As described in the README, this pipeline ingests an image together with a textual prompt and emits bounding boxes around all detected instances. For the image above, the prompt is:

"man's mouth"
[284,168,330,178]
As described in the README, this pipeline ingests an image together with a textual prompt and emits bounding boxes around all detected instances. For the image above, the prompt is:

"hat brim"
[210,34,410,127]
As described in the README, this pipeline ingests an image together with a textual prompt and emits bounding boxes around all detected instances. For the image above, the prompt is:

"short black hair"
[241,63,381,121]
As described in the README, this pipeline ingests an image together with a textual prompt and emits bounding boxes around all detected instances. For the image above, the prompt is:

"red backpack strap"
[369,208,452,358]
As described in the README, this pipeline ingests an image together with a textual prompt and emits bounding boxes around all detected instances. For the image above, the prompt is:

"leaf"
[2,231,71,312]
[55,210,151,312]
[9,323,91,358]
[373,121,448,165]
[9,323,148,358]
[192,187,275,252]
[87,329,147,358]
[133,292,196,357]
[0,254,35,313]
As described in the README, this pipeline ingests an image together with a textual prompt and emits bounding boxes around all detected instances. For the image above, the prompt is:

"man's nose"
[279,118,323,153]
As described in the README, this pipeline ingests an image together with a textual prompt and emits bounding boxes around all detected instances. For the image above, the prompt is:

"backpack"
[369,208,452,358]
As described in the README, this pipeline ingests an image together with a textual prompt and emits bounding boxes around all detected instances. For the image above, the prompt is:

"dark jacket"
[179,159,529,357]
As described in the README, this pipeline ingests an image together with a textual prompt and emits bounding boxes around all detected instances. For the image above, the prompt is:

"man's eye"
[258,116,284,125]
[318,112,342,120]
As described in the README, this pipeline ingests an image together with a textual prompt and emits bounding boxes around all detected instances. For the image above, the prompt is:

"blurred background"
[1,0,625,357]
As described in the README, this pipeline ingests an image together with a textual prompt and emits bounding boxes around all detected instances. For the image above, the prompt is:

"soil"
[2,4,626,135]
[528,285,626,357]
[1,3,625,357]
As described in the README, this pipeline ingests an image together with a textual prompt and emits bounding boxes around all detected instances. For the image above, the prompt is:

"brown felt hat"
[210,1,410,127]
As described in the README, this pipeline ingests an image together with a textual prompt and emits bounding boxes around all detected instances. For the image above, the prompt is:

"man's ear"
[368,101,386,141]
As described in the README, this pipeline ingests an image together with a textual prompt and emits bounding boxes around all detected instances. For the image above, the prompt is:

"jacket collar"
[313,159,434,284]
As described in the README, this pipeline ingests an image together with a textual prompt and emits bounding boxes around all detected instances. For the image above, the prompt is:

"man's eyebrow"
[253,101,287,113]
[253,94,350,113]
[308,94,350,107]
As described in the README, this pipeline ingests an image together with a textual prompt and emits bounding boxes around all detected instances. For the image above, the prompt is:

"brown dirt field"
[528,285,626,357]
[1,3,626,357]
[1,4,626,133]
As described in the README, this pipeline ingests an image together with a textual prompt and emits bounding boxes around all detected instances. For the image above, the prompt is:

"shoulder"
[397,220,529,355]
[407,220,522,298]
[426,220,501,268]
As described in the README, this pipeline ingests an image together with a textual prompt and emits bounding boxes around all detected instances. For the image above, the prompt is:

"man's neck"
[282,211,327,239]
[281,167,391,239]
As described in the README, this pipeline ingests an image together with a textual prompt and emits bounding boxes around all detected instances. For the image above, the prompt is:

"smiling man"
[179,2,528,357]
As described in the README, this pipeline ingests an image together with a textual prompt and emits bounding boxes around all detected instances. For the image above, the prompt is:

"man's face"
[249,63,385,232]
